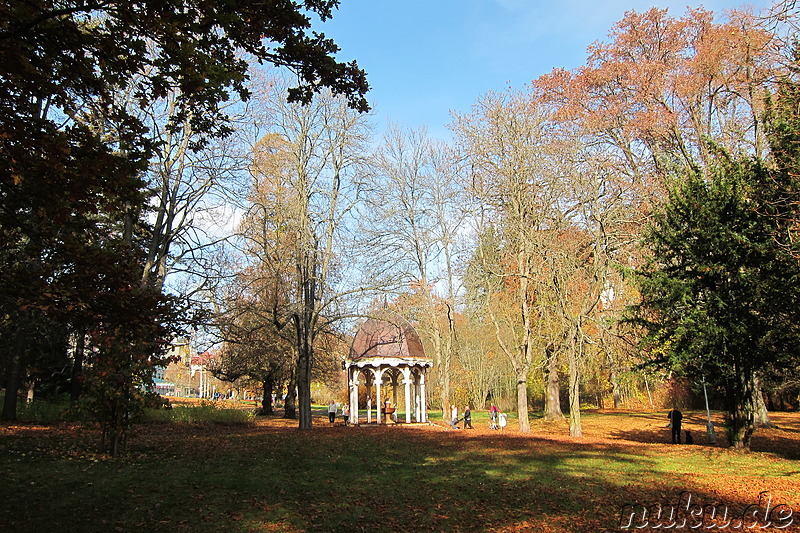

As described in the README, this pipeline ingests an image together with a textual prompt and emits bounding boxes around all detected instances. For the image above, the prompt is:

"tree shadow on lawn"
[3,420,799,532]
[606,411,719,446]
[606,411,800,461]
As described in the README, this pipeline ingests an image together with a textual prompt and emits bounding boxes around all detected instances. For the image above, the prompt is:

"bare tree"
[551,163,615,437]
[243,76,372,429]
[67,70,258,402]
[138,94,249,293]
[362,124,466,414]
[453,90,566,432]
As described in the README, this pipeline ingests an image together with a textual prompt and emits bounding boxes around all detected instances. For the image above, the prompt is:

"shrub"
[17,398,80,424]
[141,401,255,425]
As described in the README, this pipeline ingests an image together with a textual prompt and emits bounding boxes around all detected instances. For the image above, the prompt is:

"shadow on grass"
[3,417,799,532]
[605,411,800,461]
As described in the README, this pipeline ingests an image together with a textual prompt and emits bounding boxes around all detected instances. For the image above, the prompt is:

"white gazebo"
[345,310,432,425]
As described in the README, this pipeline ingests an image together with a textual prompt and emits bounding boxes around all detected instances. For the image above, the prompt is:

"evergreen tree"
[631,156,800,448]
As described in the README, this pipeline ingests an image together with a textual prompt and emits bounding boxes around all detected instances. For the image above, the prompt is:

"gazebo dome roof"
[349,310,428,362]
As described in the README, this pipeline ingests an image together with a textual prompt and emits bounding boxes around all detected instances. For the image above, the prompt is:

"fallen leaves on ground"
[2,409,799,532]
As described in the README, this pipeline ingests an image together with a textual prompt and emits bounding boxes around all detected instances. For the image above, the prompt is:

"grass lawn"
[1,404,799,532]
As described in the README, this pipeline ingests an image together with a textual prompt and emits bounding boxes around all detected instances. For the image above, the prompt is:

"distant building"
[152,365,175,396]
[151,339,239,399]
[166,336,193,365]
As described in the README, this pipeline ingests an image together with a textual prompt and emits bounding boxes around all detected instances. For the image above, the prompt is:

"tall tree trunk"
[260,375,275,415]
[543,346,564,421]
[726,374,755,449]
[297,344,312,429]
[728,403,755,448]
[432,327,449,419]
[752,374,776,429]
[442,305,455,417]
[610,370,622,409]
[568,331,583,437]
[295,270,315,430]
[516,368,531,433]
[70,332,86,403]
[2,317,28,421]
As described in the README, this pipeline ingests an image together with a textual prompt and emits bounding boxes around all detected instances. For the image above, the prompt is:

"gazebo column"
[420,372,428,423]
[374,368,382,425]
[349,368,359,425]
[391,377,398,413]
[414,375,421,422]
[365,374,373,424]
[402,368,412,423]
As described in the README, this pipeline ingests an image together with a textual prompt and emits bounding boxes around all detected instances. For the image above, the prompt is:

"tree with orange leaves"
[455,90,572,433]
[533,7,777,193]
[456,83,639,435]
[529,5,785,431]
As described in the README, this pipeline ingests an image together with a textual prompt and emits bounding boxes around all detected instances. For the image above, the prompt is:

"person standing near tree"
[328,400,337,424]
[342,403,350,426]
[463,405,473,429]
[668,407,683,444]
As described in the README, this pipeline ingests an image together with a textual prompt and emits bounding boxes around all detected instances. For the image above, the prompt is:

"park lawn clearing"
[1,409,799,532]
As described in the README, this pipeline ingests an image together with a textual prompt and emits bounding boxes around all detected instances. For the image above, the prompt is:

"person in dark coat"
[668,407,683,444]
[463,406,473,429]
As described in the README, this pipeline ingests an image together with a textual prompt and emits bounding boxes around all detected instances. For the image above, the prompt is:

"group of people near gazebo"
[328,398,507,429]
[448,404,471,429]
[327,398,397,425]
[446,402,505,430]
[328,400,350,425]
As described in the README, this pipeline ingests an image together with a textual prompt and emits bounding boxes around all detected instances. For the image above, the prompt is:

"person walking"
[668,407,683,444]
[328,400,337,424]
[342,403,350,426]
[463,405,473,429]
[489,402,499,430]
[448,404,460,429]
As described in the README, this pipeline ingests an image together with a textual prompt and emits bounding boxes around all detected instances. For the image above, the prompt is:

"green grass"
[16,398,256,425]
[1,411,798,532]
[16,399,77,424]
[141,401,256,424]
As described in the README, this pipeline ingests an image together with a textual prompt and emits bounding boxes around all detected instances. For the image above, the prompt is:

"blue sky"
[318,0,773,140]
